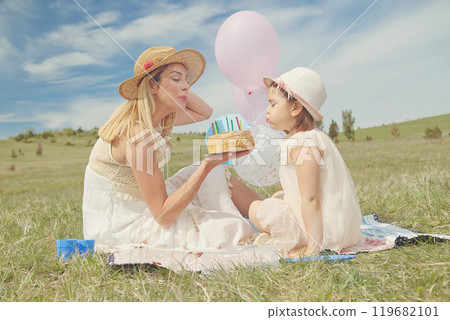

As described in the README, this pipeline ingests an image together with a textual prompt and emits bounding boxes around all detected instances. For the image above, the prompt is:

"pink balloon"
[233,68,283,126]
[215,11,280,92]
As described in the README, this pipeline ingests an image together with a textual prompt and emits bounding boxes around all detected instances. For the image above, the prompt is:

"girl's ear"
[291,100,303,117]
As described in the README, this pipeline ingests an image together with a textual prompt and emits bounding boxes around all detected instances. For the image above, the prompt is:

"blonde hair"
[98,66,176,165]
[99,66,176,141]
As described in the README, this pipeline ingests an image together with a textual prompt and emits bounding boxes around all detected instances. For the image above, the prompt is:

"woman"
[83,46,262,252]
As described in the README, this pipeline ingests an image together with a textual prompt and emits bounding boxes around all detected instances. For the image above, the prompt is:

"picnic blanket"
[106,214,449,273]
[340,214,449,254]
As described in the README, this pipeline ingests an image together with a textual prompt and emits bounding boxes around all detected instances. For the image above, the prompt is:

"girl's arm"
[174,91,213,126]
[291,145,323,256]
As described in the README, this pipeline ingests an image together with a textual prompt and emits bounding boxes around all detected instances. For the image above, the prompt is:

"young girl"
[83,46,261,253]
[249,67,365,257]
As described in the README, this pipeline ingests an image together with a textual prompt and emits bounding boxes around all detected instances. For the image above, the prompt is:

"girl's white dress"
[256,129,365,253]
[82,134,255,253]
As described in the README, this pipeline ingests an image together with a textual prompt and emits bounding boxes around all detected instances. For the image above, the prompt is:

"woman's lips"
[179,95,187,102]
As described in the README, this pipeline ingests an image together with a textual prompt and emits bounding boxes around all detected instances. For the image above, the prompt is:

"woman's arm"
[291,145,323,256]
[174,91,213,126]
[131,143,251,228]
[132,155,211,228]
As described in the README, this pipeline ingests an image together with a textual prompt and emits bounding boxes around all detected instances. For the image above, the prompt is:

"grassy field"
[350,113,450,142]
[0,117,449,302]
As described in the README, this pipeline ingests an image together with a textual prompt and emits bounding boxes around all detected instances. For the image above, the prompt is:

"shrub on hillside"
[391,123,400,139]
[63,128,76,136]
[328,119,339,143]
[14,133,26,142]
[42,130,54,139]
[342,109,355,141]
[423,126,442,140]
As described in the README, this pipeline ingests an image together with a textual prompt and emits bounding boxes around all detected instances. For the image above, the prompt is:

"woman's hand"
[174,91,213,126]
[204,150,251,169]
[271,190,284,199]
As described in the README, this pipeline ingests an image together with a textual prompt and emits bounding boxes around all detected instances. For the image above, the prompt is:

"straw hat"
[119,46,206,100]
[263,67,327,121]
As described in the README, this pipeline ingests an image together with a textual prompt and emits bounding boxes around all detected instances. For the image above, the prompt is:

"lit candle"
[214,121,219,134]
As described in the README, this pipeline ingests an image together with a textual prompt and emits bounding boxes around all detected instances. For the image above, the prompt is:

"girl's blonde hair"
[271,83,316,133]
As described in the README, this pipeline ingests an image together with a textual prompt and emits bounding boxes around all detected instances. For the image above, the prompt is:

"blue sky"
[0,0,449,139]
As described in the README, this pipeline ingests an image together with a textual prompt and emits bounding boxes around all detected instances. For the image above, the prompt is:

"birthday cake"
[207,130,255,154]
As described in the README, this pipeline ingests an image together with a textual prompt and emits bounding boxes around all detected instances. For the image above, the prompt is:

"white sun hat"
[263,67,327,121]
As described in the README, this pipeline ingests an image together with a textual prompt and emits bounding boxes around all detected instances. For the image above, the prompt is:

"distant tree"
[26,127,35,138]
[391,123,400,139]
[342,109,355,141]
[316,120,324,131]
[328,119,339,142]
[63,128,76,136]
[76,127,84,134]
[42,130,54,139]
[424,126,442,140]
[15,133,25,142]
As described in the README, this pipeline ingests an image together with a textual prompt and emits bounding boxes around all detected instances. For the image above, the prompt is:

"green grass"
[0,127,448,301]
[349,113,450,142]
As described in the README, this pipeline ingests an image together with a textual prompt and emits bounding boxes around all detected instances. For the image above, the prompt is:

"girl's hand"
[204,150,251,169]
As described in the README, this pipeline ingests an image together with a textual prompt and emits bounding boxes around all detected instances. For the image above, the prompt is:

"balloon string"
[251,92,255,124]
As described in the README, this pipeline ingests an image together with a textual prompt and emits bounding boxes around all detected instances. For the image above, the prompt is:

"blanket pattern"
[106,214,448,273]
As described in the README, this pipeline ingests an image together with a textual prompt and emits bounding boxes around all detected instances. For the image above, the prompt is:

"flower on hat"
[143,60,154,71]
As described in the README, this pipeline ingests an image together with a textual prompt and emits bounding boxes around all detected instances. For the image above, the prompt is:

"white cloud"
[22,3,224,83]
[0,96,123,130]
[66,96,126,129]
[0,113,16,122]
[5,0,450,137]
[34,96,125,130]
[314,1,450,128]
[0,37,15,62]
[114,4,223,45]
[22,51,100,81]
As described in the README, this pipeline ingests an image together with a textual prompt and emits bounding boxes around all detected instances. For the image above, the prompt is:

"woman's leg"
[229,175,263,217]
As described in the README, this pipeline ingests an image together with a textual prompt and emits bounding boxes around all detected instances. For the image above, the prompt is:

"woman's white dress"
[82,134,255,253]
[256,129,365,253]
